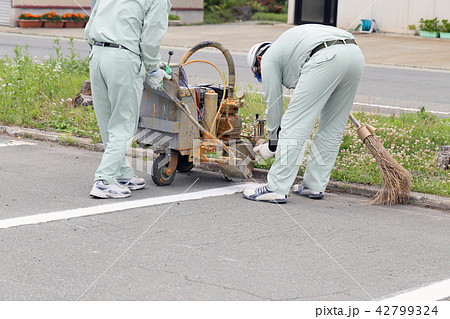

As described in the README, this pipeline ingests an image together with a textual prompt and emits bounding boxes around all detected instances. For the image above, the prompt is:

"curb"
[0,125,104,152]
[1,124,449,212]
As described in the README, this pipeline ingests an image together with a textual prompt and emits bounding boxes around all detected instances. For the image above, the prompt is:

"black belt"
[94,41,130,51]
[310,39,357,57]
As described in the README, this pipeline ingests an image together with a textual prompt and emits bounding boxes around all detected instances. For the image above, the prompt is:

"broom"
[349,114,411,205]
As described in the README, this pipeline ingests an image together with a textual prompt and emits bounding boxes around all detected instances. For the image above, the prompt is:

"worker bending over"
[244,24,365,203]
[85,0,171,198]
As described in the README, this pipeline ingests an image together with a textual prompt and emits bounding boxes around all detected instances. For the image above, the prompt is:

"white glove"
[253,143,275,164]
[146,69,172,91]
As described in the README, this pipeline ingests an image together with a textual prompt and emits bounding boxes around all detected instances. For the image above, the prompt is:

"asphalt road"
[1,32,450,303]
[0,135,449,301]
[1,32,449,117]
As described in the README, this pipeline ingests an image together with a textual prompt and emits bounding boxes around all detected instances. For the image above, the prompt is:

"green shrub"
[440,19,450,33]
[252,0,284,14]
[419,18,440,32]
[204,10,235,24]
[252,12,287,22]
[204,0,249,10]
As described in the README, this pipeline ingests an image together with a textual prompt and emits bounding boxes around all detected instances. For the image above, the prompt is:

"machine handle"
[178,41,236,98]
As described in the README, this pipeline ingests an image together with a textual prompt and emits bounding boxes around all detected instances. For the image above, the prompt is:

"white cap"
[247,41,272,76]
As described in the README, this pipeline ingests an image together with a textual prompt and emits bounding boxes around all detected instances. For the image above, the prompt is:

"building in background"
[288,0,450,34]
[3,1,450,34]
[287,0,338,27]
[171,0,203,24]
[0,0,204,27]
[1,0,90,26]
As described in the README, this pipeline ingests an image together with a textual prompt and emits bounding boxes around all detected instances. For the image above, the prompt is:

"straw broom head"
[356,123,411,205]
[364,134,412,205]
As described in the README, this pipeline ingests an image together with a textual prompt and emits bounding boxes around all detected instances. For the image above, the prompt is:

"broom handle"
[349,113,362,129]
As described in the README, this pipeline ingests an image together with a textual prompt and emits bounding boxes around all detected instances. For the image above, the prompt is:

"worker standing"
[243,24,365,203]
[85,0,172,198]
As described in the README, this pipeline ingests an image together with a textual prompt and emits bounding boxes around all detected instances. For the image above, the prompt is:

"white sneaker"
[243,186,287,204]
[90,180,131,199]
[117,176,146,190]
[292,182,324,199]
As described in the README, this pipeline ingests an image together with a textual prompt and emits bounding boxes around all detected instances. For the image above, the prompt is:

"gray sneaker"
[90,180,131,199]
[243,186,287,204]
[292,182,324,199]
[117,176,146,190]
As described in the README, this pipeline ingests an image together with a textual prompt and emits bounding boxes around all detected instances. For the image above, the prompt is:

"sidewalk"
[2,23,450,70]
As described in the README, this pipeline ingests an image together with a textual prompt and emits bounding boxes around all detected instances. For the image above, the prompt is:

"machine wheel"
[152,154,176,186]
[176,155,194,173]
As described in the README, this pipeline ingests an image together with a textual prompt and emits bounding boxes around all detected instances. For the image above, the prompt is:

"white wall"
[288,0,295,25]
[288,0,450,34]
[337,0,450,34]
[170,9,204,24]
[171,0,204,24]
[0,0,12,26]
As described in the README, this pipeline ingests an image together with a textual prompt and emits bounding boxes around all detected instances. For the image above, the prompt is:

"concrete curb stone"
[0,125,103,151]
[1,124,449,212]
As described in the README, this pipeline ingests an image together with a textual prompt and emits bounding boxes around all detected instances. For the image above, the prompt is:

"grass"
[251,12,287,23]
[203,10,235,24]
[204,9,287,24]
[239,90,449,197]
[1,45,448,197]
[0,39,100,143]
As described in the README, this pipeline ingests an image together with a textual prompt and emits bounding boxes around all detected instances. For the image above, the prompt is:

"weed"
[60,134,75,146]
[1,44,448,196]
[0,42,97,142]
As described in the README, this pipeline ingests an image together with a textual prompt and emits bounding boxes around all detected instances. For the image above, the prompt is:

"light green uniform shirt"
[85,0,171,74]
[261,24,355,140]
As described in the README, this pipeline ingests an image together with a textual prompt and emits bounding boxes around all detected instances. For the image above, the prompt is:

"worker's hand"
[253,143,275,164]
[146,69,172,91]
[160,62,172,75]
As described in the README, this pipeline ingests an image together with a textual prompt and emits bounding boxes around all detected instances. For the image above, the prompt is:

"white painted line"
[253,90,450,115]
[0,184,255,230]
[353,102,450,116]
[365,63,450,74]
[382,278,450,301]
[253,91,449,116]
[0,140,36,148]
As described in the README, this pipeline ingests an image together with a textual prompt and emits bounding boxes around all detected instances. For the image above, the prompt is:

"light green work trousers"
[267,44,365,194]
[89,46,145,184]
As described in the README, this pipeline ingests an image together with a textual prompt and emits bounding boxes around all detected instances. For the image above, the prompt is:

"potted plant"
[17,13,43,28]
[407,24,417,36]
[440,19,450,39]
[419,18,440,38]
[62,13,85,28]
[82,14,90,27]
[42,12,64,28]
